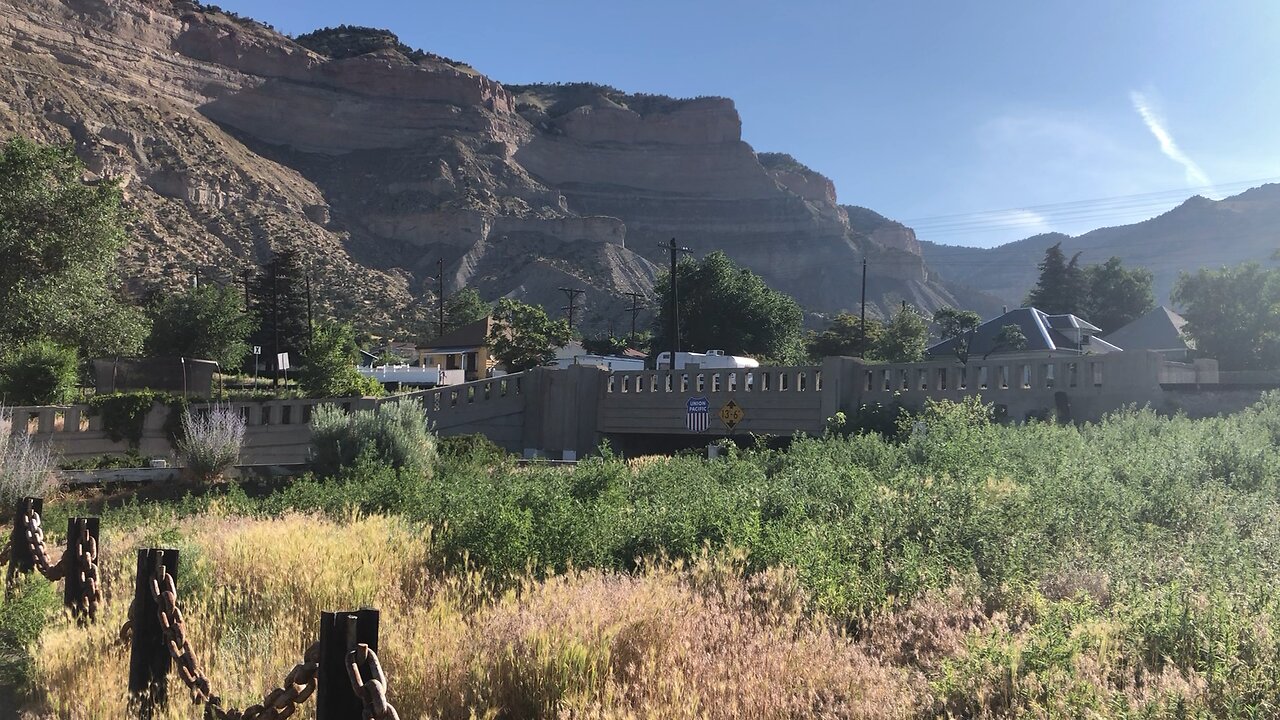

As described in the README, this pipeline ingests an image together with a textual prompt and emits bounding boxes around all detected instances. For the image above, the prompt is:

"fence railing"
[602,366,824,397]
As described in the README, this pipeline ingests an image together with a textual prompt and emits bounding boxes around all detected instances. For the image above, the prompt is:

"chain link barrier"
[70,520,102,619]
[149,554,217,704]
[148,555,323,720]
[347,644,402,720]
[18,504,66,581]
[7,503,390,719]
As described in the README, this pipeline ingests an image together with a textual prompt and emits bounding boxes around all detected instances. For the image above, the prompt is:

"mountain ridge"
[920,184,1280,317]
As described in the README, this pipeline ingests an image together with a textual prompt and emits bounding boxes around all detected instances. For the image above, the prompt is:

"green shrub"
[438,433,509,466]
[309,400,436,478]
[0,573,59,690]
[0,340,79,405]
[88,391,159,447]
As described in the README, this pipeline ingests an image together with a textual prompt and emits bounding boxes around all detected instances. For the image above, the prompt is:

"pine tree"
[250,247,312,376]
[1025,242,1086,315]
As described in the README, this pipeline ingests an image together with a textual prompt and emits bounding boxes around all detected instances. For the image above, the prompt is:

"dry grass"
[29,512,915,719]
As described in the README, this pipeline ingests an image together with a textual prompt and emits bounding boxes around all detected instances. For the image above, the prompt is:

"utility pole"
[305,268,314,348]
[437,258,446,338]
[624,292,645,343]
[661,238,693,368]
[859,258,868,357]
[271,265,280,388]
[560,287,585,334]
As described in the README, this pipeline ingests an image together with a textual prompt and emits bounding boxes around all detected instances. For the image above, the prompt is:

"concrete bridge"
[5,351,1273,466]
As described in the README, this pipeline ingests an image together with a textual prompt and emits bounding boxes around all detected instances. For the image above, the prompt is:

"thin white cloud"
[989,209,1051,233]
[1130,91,1212,188]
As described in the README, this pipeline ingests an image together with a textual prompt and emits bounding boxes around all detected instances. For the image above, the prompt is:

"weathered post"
[63,516,100,621]
[128,548,178,718]
[316,608,379,720]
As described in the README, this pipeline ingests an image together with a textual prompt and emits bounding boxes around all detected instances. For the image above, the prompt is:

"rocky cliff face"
[1,0,973,337]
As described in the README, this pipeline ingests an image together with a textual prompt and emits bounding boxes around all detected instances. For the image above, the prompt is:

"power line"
[901,176,1280,226]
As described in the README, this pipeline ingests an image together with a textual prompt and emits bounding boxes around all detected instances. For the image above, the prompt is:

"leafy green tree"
[146,284,253,369]
[250,247,311,369]
[298,321,383,397]
[487,298,571,372]
[876,305,929,363]
[1173,262,1280,370]
[582,334,630,356]
[1082,257,1155,332]
[806,313,884,360]
[0,340,79,405]
[1025,242,1086,316]
[931,306,982,364]
[444,288,492,330]
[651,251,805,363]
[985,324,1028,359]
[0,137,147,357]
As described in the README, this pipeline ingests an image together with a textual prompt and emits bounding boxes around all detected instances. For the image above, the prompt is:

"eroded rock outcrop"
[0,0,976,335]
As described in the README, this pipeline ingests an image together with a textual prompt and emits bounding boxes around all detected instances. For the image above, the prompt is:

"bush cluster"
[309,401,436,478]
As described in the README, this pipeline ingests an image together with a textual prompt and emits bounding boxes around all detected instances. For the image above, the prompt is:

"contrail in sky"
[1130,91,1212,188]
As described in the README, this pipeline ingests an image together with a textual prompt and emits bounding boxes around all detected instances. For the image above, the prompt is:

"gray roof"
[927,307,1103,358]
[1102,306,1190,351]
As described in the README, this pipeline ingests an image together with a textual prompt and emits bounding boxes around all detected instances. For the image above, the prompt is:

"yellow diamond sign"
[719,399,744,430]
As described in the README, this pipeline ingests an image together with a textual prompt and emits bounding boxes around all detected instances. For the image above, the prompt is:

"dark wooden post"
[8,497,42,576]
[128,548,178,718]
[63,517,99,620]
[316,608,379,720]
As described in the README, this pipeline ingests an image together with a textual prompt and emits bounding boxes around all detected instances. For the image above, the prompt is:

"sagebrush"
[309,400,436,478]
[175,405,245,482]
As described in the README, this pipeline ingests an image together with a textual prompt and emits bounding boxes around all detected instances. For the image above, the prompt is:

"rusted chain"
[149,554,216,704]
[229,643,321,720]
[347,644,401,720]
[148,556,323,720]
[19,505,65,581]
[71,522,101,619]
[119,596,135,645]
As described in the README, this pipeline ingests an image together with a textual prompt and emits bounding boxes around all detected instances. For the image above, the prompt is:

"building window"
[1044,364,1055,389]
[938,368,948,390]
[1021,364,1032,389]
[900,369,910,391]
[697,374,706,393]
[798,372,807,391]
[680,374,690,393]
[978,366,988,390]
[1068,362,1079,388]
[918,369,928,390]
[999,366,1009,389]
[883,370,892,391]
[712,373,721,393]
[1092,362,1103,386]
[865,371,874,391]
[728,373,737,392]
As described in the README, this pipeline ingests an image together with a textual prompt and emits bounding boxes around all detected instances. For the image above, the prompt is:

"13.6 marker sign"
[685,396,709,433]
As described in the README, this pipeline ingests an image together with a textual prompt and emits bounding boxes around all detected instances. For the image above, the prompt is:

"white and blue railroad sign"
[685,396,710,433]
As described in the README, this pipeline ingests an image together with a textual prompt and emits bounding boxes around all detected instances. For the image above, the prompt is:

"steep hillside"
[922,186,1280,310]
[1,0,969,337]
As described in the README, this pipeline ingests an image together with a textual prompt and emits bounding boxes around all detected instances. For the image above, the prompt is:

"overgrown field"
[9,394,1280,718]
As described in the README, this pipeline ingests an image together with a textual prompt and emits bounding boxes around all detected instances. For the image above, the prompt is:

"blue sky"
[216,1,1280,247]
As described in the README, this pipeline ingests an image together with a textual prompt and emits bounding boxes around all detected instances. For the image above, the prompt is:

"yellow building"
[414,316,500,383]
